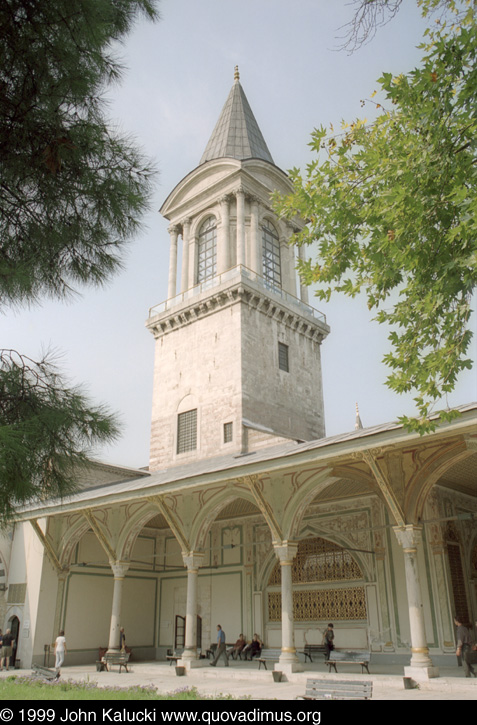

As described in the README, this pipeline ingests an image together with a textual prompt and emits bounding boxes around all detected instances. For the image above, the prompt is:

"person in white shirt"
[54,630,67,672]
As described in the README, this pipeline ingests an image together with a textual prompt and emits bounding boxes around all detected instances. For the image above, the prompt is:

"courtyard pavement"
[2,658,477,700]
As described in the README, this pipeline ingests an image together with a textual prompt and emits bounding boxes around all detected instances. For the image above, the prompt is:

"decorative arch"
[280,467,339,539]
[117,503,166,563]
[59,516,93,568]
[405,443,476,522]
[189,486,263,553]
[264,536,368,624]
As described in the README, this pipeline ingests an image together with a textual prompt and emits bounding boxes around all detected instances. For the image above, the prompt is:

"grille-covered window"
[262,219,281,290]
[177,409,197,454]
[278,342,289,372]
[223,422,233,443]
[197,217,217,283]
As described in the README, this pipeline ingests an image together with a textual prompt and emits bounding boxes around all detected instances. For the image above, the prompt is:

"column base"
[276,661,304,675]
[404,665,440,681]
[178,658,203,670]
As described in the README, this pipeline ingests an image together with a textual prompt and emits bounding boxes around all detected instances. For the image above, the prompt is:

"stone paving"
[2,659,477,700]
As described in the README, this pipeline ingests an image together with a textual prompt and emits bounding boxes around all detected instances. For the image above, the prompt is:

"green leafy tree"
[0,0,159,521]
[275,0,476,430]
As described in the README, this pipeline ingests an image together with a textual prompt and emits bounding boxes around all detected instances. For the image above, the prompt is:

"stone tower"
[146,69,330,471]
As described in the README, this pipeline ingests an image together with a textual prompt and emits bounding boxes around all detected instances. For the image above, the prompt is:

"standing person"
[455,616,476,678]
[209,624,228,667]
[119,627,126,651]
[323,623,335,659]
[54,630,67,674]
[1,629,14,671]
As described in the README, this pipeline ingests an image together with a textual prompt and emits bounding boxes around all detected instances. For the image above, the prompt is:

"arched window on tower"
[262,219,281,290]
[197,216,217,284]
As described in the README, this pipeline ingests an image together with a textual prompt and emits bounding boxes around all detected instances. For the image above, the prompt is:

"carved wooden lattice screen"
[267,537,366,622]
[447,541,470,625]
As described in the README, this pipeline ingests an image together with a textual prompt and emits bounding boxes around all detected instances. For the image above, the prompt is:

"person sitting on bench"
[243,634,262,661]
[227,634,246,660]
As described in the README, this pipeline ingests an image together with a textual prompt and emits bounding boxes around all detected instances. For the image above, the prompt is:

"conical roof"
[200,67,274,165]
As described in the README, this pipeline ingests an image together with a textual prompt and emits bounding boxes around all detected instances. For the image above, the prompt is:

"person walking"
[455,616,476,678]
[209,624,229,667]
[54,630,67,674]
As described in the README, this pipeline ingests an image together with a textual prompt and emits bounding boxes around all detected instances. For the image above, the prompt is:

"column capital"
[168,224,180,237]
[109,561,130,579]
[393,525,423,552]
[182,551,205,572]
[273,541,299,564]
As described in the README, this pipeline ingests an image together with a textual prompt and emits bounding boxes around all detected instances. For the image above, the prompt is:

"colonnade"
[74,525,436,677]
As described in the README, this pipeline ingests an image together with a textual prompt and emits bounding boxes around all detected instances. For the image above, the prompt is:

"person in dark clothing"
[455,617,476,678]
[323,623,335,659]
[244,634,262,660]
[1,629,14,671]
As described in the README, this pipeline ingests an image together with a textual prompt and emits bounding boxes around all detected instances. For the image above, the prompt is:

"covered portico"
[7,404,476,682]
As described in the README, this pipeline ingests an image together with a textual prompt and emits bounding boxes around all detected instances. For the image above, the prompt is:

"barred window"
[197,217,217,283]
[177,409,197,454]
[262,219,281,290]
[278,342,289,372]
[223,422,233,443]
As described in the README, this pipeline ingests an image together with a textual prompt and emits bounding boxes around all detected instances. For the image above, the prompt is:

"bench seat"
[103,651,130,673]
[326,649,371,675]
[257,648,281,670]
[299,644,327,663]
[298,678,372,700]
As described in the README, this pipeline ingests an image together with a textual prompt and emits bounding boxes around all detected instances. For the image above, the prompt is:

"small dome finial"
[234,65,240,82]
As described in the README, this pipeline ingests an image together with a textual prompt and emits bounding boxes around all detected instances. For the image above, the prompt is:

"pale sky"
[4,0,476,468]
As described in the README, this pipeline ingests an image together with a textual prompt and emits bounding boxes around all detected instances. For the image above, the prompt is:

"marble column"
[180,552,205,668]
[236,188,246,268]
[167,225,179,300]
[218,196,230,274]
[273,542,303,673]
[107,561,130,653]
[181,219,191,293]
[297,243,309,304]
[52,568,69,642]
[393,525,439,679]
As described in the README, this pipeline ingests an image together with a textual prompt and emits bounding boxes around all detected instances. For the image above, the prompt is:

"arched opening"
[266,537,367,625]
[197,216,217,284]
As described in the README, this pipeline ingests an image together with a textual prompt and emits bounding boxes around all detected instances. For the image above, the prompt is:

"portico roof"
[14,403,477,520]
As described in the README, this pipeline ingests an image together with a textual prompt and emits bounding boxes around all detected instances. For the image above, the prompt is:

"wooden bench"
[103,651,130,673]
[257,648,281,670]
[326,649,371,675]
[32,663,58,680]
[298,678,372,700]
[299,644,328,663]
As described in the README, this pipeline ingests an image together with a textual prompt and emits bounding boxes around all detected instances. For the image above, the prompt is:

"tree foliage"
[0,0,158,305]
[275,0,477,431]
[0,351,119,526]
[0,0,159,521]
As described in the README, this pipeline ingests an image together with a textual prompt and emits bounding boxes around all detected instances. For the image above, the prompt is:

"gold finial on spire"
[234,65,240,82]
[355,402,363,430]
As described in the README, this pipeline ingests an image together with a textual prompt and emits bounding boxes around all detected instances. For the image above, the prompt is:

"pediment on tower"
[160,157,294,224]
